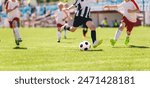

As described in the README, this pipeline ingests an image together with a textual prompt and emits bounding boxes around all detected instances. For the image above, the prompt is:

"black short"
[73,16,92,27]
[82,23,88,28]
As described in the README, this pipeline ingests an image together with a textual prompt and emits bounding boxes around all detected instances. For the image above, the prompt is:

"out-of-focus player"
[5,0,22,47]
[104,0,140,46]
[63,3,72,39]
[53,2,69,43]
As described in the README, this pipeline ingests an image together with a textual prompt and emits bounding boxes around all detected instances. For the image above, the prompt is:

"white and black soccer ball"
[79,41,91,51]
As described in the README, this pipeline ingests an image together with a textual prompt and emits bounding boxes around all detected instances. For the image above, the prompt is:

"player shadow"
[13,47,28,50]
[128,45,150,49]
[113,45,149,49]
[88,49,103,52]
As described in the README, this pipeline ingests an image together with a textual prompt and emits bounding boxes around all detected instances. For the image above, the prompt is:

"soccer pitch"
[0,26,149,71]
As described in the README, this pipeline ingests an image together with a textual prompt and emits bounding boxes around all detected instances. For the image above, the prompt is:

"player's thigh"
[57,27,61,31]
[119,21,125,31]
[12,20,18,28]
[86,21,96,30]
[126,24,134,33]
[12,18,20,28]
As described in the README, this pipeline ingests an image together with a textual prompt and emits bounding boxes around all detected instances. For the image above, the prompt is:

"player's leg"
[57,28,61,43]
[64,29,67,39]
[62,16,81,32]
[57,24,63,43]
[64,21,67,39]
[110,21,125,46]
[82,24,88,38]
[124,24,134,45]
[86,21,103,48]
[83,28,88,38]
[12,18,22,46]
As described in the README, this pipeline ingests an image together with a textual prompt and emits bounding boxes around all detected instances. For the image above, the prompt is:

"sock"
[114,29,122,41]
[64,26,71,31]
[64,30,67,37]
[13,27,21,40]
[91,30,96,44]
[57,31,61,41]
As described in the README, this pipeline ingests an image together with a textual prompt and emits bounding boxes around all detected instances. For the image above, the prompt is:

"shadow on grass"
[88,49,103,52]
[13,47,28,50]
[128,45,150,49]
[113,45,149,49]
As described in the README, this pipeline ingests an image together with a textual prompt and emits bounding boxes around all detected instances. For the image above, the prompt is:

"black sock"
[83,28,88,37]
[64,26,70,31]
[91,30,96,43]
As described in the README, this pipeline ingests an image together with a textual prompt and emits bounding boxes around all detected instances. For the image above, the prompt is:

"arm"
[67,5,75,10]
[128,9,140,13]
[104,5,118,9]
[6,5,18,13]
[62,10,69,21]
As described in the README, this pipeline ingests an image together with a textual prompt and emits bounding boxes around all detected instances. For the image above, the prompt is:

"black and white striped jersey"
[73,0,92,18]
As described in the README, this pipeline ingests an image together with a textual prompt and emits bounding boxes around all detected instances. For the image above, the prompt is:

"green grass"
[0,26,150,71]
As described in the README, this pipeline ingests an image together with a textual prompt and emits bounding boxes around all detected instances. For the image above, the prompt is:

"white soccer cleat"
[93,40,103,48]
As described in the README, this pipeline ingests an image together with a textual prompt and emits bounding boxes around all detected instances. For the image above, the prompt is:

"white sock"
[57,31,61,41]
[14,27,21,40]
[114,29,122,41]
[64,30,67,37]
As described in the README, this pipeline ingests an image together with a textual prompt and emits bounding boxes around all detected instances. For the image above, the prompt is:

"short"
[121,16,136,32]
[9,17,20,28]
[82,23,88,28]
[57,23,63,28]
[73,16,92,27]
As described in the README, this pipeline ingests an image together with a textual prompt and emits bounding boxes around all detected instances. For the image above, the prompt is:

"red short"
[121,16,136,32]
[57,23,63,28]
[9,17,20,28]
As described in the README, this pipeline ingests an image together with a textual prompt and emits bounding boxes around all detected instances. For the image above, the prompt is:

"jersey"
[73,0,95,18]
[55,10,67,25]
[6,0,20,21]
[118,1,139,23]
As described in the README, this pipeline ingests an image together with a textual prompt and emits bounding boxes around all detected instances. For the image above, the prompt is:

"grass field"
[0,26,149,71]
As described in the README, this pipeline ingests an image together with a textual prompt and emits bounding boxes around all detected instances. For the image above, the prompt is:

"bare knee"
[119,23,125,31]
[90,25,96,30]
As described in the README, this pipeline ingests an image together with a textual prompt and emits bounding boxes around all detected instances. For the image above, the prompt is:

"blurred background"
[0,0,150,28]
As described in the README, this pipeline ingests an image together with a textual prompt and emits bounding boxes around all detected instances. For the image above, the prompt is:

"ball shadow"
[88,49,103,52]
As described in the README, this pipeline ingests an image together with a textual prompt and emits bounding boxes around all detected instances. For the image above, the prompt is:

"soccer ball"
[79,41,91,51]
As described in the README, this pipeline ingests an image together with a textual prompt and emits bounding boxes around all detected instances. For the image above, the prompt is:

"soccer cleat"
[64,36,67,39]
[125,37,130,46]
[57,40,60,43]
[15,40,20,46]
[110,39,116,46]
[18,38,22,42]
[93,40,103,48]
